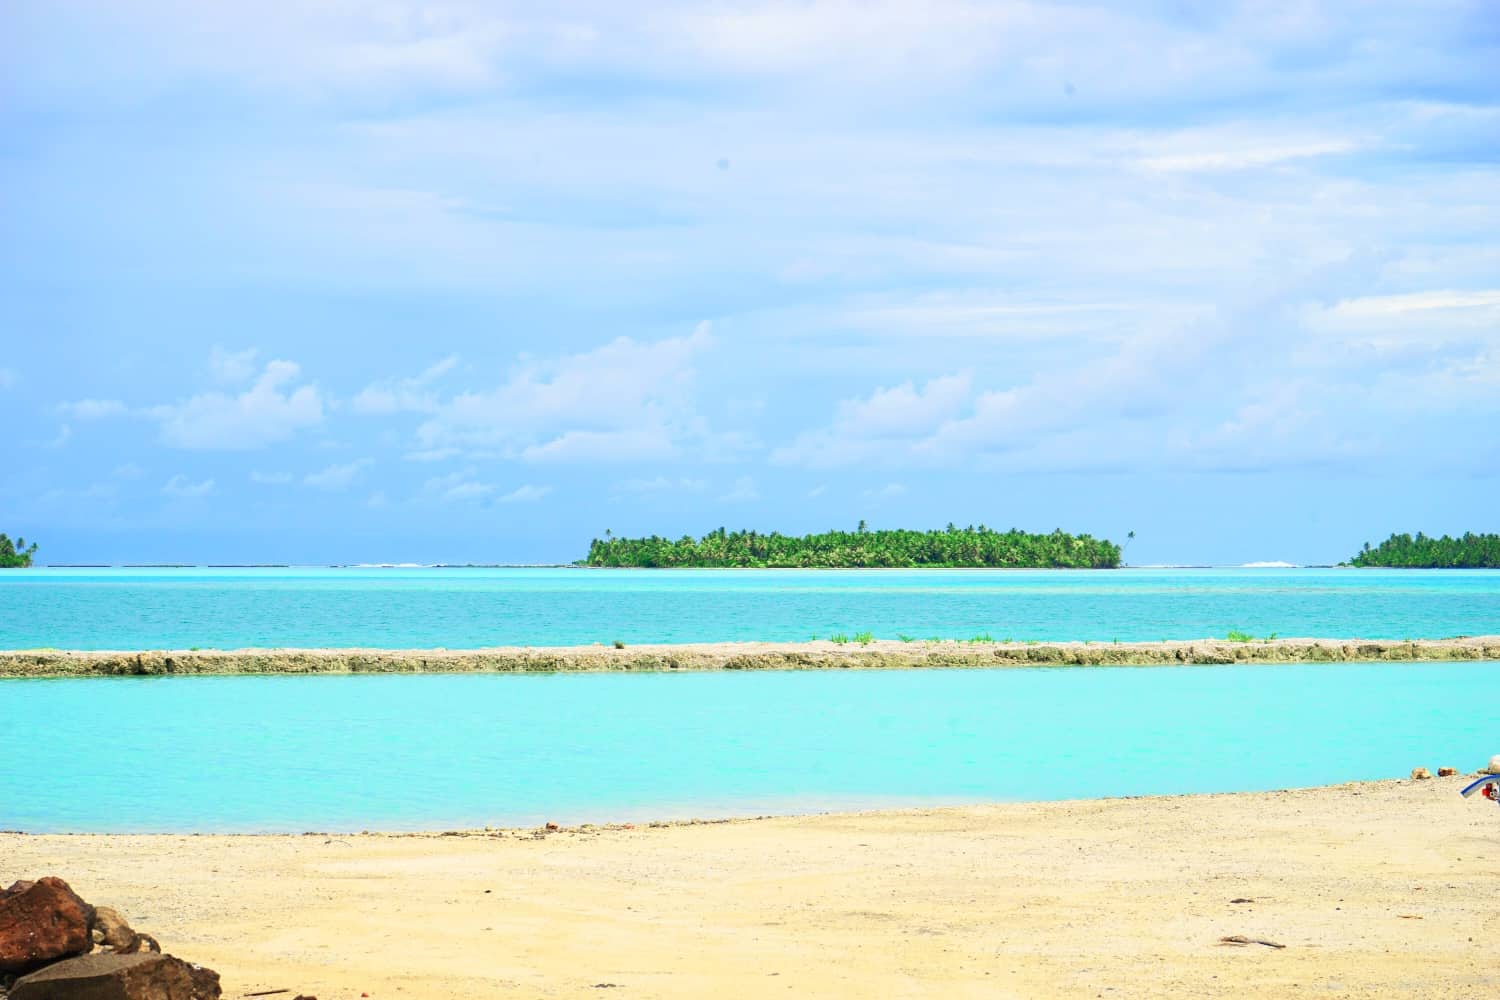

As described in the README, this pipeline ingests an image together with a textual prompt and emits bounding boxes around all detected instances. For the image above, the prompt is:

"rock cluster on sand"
[0,878,219,1000]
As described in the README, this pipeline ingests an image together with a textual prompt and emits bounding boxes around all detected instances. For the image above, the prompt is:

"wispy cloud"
[208,346,259,383]
[162,474,215,498]
[719,475,759,503]
[59,399,129,420]
[614,476,709,495]
[352,356,458,415]
[497,483,552,503]
[304,458,373,491]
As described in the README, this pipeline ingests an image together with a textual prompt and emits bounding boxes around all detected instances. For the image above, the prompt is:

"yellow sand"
[4,777,1495,998]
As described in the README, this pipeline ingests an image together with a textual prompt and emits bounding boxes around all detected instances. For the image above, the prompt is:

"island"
[584,523,1121,568]
[1350,532,1500,568]
[0,533,37,568]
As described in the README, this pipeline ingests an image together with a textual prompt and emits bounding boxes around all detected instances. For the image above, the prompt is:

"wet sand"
[4,776,1495,998]
[3,635,1498,677]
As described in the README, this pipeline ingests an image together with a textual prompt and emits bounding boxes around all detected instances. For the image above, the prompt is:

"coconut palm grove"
[585,524,1123,568]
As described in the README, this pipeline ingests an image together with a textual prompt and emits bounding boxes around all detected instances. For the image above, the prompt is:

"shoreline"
[2,635,1498,678]
[4,776,1494,998]
[3,774,1488,839]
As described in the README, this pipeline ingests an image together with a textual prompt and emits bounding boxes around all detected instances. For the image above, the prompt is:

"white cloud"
[520,427,677,463]
[250,470,293,484]
[403,447,462,462]
[150,359,323,449]
[773,373,972,467]
[162,474,215,498]
[352,355,458,414]
[420,469,494,503]
[497,483,552,503]
[0,368,16,389]
[1138,140,1358,173]
[413,323,717,462]
[208,346,259,383]
[113,463,144,480]
[614,476,709,495]
[443,481,494,501]
[1325,290,1500,319]
[719,475,759,502]
[367,490,388,508]
[863,482,907,498]
[59,399,129,420]
[304,458,373,490]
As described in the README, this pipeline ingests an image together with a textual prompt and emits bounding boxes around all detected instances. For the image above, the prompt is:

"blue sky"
[2,1,1497,566]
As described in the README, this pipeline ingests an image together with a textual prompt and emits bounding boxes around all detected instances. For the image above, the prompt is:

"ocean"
[3,662,1496,831]
[2,566,1497,649]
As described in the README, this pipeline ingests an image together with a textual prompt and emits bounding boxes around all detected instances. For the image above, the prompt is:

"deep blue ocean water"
[2,662,1497,832]
[1,567,1497,649]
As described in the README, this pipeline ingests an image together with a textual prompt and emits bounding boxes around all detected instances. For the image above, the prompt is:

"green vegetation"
[1227,630,1278,643]
[1350,532,1500,568]
[585,523,1121,568]
[0,534,37,569]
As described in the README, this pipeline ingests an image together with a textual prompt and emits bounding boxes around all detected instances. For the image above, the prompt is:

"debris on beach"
[0,875,223,999]
[1411,767,1433,780]
[1217,935,1286,949]
[1438,767,1458,777]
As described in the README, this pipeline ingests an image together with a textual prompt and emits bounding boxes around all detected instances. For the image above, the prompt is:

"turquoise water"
[2,662,1496,832]
[1,567,1497,648]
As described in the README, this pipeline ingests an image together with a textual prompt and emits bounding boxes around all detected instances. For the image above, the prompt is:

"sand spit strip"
[4,778,1496,998]
[2,636,1499,678]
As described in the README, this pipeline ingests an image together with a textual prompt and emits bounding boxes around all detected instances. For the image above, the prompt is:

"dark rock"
[93,908,136,951]
[119,934,161,957]
[184,962,220,1000]
[0,877,94,972]
[1438,766,1459,777]
[10,953,198,1000]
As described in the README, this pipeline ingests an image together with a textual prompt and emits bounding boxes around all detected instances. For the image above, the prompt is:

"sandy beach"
[4,635,1499,677]
[4,776,1494,998]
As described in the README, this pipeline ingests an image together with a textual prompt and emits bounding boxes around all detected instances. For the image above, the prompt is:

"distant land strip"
[3,637,1498,678]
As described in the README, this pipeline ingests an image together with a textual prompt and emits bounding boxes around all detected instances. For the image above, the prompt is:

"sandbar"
[3,635,1499,677]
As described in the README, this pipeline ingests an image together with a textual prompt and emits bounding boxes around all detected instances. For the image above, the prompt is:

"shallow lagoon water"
[3,661,1496,832]
[2,567,1498,649]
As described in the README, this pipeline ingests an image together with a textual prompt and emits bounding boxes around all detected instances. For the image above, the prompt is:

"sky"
[1,1,1497,566]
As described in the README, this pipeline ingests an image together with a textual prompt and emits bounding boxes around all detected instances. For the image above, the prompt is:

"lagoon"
[2,567,1498,649]
[3,661,1497,832]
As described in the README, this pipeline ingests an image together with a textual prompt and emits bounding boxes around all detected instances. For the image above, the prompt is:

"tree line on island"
[584,523,1124,568]
[1348,532,1500,569]
[0,533,38,568]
